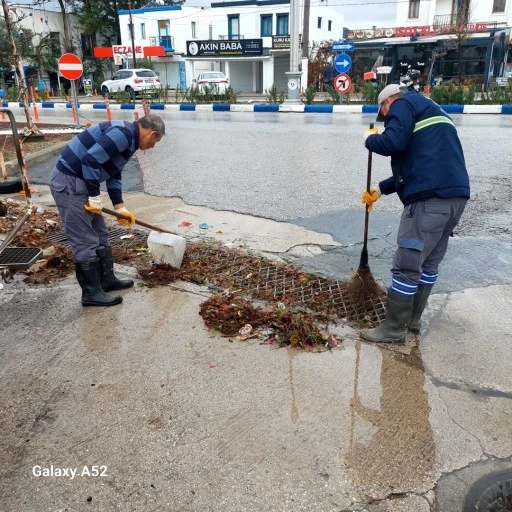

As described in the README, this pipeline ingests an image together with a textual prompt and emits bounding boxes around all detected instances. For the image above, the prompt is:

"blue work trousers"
[50,167,109,262]
[392,197,468,286]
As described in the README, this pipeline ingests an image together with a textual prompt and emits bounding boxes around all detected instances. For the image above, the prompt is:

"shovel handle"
[102,207,175,235]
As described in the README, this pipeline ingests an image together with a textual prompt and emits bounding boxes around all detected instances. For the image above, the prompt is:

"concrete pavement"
[1,179,511,511]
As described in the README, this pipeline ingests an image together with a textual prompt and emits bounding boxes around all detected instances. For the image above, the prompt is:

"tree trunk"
[113,0,121,44]
[57,0,73,53]
[2,0,42,136]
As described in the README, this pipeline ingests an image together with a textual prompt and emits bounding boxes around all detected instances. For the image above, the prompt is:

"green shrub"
[224,86,238,104]
[114,90,133,104]
[265,84,285,104]
[303,84,317,104]
[324,83,340,104]
[5,86,20,102]
[361,81,384,103]
[479,83,512,104]
[181,84,238,104]
[430,83,475,104]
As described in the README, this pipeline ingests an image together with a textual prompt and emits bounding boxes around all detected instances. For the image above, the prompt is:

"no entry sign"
[334,73,352,94]
[58,53,83,81]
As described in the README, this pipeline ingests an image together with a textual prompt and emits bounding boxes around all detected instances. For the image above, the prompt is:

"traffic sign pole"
[70,81,80,129]
[58,53,83,129]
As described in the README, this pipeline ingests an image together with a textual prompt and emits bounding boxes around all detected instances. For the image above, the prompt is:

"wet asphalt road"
[137,111,512,292]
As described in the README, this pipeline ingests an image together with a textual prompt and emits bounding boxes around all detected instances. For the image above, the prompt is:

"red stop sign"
[58,53,83,81]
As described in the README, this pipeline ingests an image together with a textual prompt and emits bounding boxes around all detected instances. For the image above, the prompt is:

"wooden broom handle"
[102,207,175,235]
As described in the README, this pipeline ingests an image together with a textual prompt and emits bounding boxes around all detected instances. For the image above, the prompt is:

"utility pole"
[284,0,301,104]
[128,0,137,68]
[302,0,310,60]
[56,0,80,128]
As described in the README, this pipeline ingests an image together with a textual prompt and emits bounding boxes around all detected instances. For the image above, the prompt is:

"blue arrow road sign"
[334,53,352,74]
[332,41,354,52]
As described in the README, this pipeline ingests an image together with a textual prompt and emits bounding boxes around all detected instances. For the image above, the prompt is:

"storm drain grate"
[45,230,386,324]
[465,470,512,511]
[0,247,42,269]
[46,228,148,248]
[187,245,386,325]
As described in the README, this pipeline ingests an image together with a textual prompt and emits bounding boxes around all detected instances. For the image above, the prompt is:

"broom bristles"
[345,267,383,318]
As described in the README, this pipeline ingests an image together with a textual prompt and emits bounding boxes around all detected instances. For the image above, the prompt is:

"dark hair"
[138,114,165,136]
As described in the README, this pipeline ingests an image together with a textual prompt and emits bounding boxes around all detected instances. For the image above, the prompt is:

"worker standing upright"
[360,84,470,343]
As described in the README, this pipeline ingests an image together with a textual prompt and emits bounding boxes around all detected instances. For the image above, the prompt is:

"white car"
[101,69,161,97]
[193,72,229,93]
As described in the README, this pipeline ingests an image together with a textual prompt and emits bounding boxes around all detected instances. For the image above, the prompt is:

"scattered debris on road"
[1,199,386,349]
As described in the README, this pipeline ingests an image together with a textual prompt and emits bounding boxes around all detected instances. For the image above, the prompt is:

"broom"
[345,123,382,314]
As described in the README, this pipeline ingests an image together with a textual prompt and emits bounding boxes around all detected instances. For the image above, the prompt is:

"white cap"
[376,84,404,122]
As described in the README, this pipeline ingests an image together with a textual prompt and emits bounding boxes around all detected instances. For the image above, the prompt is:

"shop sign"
[348,22,489,40]
[394,23,488,37]
[187,39,263,57]
[113,44,144,58]
[272,36,290,49]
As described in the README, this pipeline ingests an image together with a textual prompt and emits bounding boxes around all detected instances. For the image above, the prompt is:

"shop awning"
[384,37,417,45]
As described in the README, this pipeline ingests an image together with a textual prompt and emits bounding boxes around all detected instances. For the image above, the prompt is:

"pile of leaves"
[0,200,74,284]
[1,200,379,350]
[199,294,340,351]
[0,199,155,284]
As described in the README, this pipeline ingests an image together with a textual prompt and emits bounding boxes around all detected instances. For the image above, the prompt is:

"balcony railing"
[218,35,245,40]
[434,13,469,27]
[159,35,174,52]
[433,14,498,31]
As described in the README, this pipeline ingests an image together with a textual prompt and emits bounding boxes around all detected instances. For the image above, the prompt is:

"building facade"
[348,0,511,90]
[117,1,344,93]
[1,3,81,93]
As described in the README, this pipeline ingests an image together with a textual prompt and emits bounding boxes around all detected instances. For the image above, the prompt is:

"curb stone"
[2,102,512,114]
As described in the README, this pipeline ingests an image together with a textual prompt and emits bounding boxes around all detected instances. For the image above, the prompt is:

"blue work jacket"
[365,92,470,206]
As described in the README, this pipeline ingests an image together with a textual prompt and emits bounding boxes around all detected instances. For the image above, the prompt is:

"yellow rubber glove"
[84,195,103,215]
[361,186,381,212]
[116,207,135,227]
[363,126,379,142]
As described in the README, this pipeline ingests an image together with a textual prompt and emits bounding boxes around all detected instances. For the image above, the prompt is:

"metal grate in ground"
[46,228,148,248]
[465,470,512,511]
[187,245,386,325]
[46,230,386,324]
[0,247,42,269]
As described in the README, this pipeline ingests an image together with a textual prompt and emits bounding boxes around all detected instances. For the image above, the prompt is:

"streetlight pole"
[128,0,137,68]
[284,0,301,104]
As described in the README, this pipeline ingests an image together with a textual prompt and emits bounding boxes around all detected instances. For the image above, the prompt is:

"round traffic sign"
[334,73,352,94]
[58,53,83,81]
[334,53,352,74]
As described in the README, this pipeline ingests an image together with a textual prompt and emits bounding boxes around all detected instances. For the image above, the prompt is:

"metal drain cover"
[465,470,512,511]
[46,228,148,248]
[0,247,42,269]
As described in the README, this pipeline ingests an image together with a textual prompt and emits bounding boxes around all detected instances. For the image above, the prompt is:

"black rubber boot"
[76,258,123,307]
[408,284,433,334]
[97,246,134,292]
[360,289,414,344]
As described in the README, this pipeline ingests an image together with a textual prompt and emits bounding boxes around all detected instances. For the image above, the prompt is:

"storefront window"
[435,45,487,84]
[397,44,429,76]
